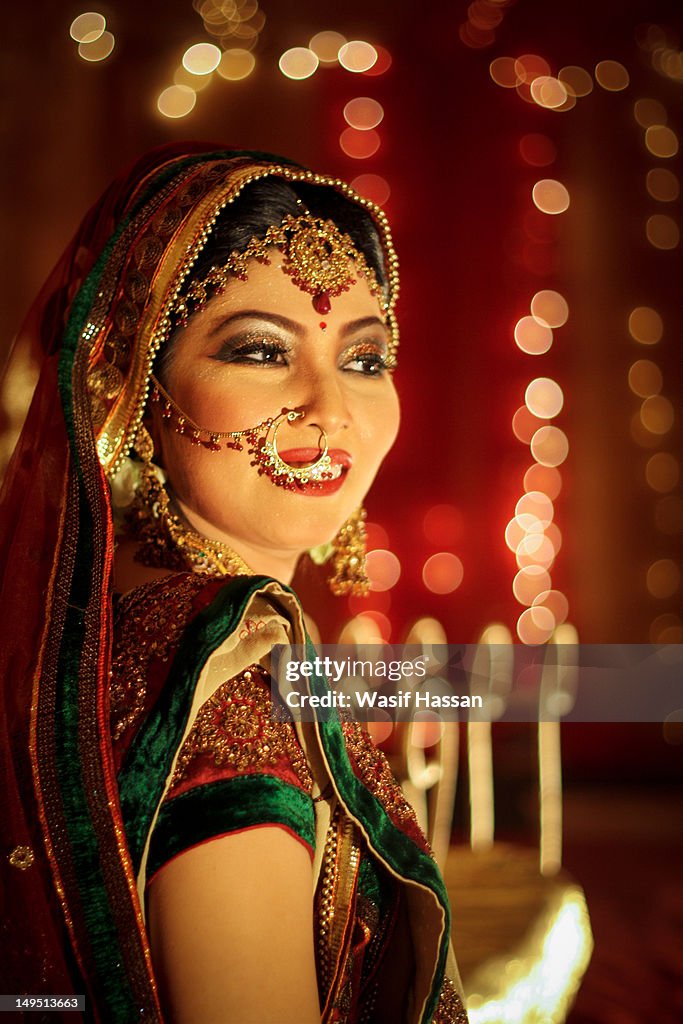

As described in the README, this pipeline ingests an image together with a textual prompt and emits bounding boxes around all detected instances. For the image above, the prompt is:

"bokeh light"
[595,60,630,91]
[656,496,683,534]
[646,559,681,599]
[516,533,556,570]
[530,290,569,328]
[532,179,570,215]
[512,406,545,444]
[646,214,679,249]
[525,378,564,419]
[513,566,552,605]
[558,65,593,97]
[78,30,115,62]
[362,44,392,77]
[183,42,221,74]
[217,48,256,80]
[422,553,464,595]
[157,85,197,119]
[514,315,553,354]
[366,549,401,592]
[645,125,679,158]
[343,97,384,130]
[533,589,569,626]
[646,168,679,201]
[651,613,683,644]
[515,54,551,82]
[519,134,557,167]
[633,98,667,127]
[309,30,346,63]
[517,605,555,644]
[175,64,214,90]
[365,521,390,551]
[350,174,390,206]
[423,504,463,546]
[279,47,319,80]
[530,426,569,467]
[645,452,679,493]
[516,491,554,526]
[338,41,378,73]
[640,395,675,435]
[545,522,563,555]
[70,12,106,43]
[524,464,562,500]
[339,128,380,159]
[530,77,569,109]
[490,56,521,88]
[628,306,663,345]
[628,359,663,397]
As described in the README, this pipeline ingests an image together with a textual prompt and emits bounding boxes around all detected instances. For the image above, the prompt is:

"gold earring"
[328,507,370,597]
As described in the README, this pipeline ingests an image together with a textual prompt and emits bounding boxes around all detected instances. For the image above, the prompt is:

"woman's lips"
[276,448,351,496]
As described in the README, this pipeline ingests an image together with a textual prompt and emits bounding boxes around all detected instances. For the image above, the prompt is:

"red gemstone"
[319,321,327,331]
[312,292,331,315]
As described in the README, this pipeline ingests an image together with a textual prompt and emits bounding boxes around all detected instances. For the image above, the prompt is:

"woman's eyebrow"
[340,316,388,337]
[208,310,302,336]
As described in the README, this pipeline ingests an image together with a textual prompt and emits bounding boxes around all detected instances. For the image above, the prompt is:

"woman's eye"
[343,350,391,376]
[215,339,289,365]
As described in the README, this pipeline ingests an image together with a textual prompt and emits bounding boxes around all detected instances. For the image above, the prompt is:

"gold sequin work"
[169,665,313,793]
[433,976,469,1024]
[8,845,34,870]
[110,573,211,740]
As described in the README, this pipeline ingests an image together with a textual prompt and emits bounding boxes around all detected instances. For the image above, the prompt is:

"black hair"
[155,176,387,380]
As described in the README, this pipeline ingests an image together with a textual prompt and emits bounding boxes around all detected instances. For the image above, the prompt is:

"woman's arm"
[148,826,321,1024]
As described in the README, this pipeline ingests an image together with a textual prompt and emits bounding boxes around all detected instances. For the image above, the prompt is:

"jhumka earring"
[328,507,370,597]
[149,376,333,490]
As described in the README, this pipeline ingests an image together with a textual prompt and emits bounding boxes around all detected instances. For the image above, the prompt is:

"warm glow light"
[533,589,569,626]
[631,413,661,449]
[489,56,521,88]
[519,134,557,167]
[530,290,569,328]
[628,306,663,345]
[530,76,568,109]
[365,521,390,551]
[350,174,390,206]
[646,559,681,598]
[423,505,463,546]
[532,179,570,215]
[517,605,555,644]
[514,315,553,354]
[217,48,256,80]
[339,127,380,159]
[633,98,667,127]
[78,30,115,62]
[524,464,562,500]
[343,97,384,130]
[645,125,679,158]
[309,30,346,63]
[646,452,679,492]
[157,84,197,118]
[341,610,391,643]
[183,42,222,74]
[646,214,679,249]
[656,495,683,534]
[516,491,554,526]
[422,553,464,594]
[646,168,679,201]
[512,406,545,444]
[338,41,378,73]
[366,549,401,591]
[525,378,564,419]
[545,522,563,555]
[628,359,663,397]
[651,613,683,644]
[514,54,551,83]
[513,566,552,605]
[640,395,675,434]
[362,45,392,77]
[279,47,319,80]
[459,22,495,49]
[70,12,106,43]
[531,426,569,467]
[595,59,630,91]
[558,65,593,97]
[516,533,556,570]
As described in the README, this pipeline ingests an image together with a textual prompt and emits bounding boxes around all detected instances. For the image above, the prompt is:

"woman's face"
[152,254,400,571]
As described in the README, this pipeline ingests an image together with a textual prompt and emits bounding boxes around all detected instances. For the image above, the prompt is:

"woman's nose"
[294,372,350,440]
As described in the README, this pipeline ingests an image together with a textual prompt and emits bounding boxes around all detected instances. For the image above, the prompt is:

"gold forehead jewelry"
[150,375,333,489]
[171,213,387,325]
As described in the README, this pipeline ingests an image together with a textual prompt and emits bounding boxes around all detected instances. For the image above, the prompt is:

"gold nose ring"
[258,409,333,487]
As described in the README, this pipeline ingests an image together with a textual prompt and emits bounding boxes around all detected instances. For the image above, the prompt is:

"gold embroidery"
[110,573,210,740]
[433,976,469,1023]
[170,665,313,792]
[341,721,423,834]
[8,845,34,870]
